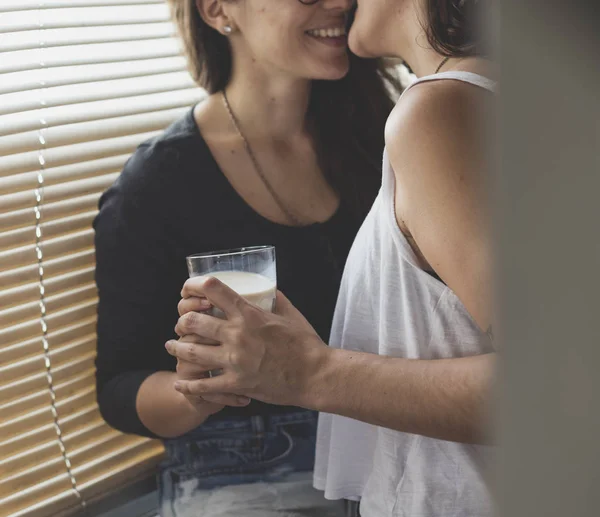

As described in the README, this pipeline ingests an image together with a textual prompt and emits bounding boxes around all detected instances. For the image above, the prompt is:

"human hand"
[166,276,330,408]
[174,334,251,411]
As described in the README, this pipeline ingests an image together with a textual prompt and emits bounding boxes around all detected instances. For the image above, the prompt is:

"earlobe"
[195,0,230,34]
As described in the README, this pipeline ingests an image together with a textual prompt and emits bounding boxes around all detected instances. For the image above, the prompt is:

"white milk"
[206,271,276,314]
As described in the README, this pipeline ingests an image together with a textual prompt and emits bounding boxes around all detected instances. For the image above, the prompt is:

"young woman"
[93,0,399,515]
[167,0,498,516]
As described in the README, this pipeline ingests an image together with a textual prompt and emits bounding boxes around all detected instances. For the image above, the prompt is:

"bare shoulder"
[385,79,493,180]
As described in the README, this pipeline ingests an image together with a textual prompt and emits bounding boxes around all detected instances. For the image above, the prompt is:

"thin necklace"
[221,90,302,226]
[435,56,450,74]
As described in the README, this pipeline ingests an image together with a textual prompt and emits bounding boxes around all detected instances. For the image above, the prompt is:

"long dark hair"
[425,0,484,57]
[167,1,400,220]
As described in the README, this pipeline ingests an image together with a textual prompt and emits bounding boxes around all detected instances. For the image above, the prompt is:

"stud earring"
[223,25,233,35]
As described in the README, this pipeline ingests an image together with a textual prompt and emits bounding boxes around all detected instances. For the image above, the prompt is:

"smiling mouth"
[306,27,347,38]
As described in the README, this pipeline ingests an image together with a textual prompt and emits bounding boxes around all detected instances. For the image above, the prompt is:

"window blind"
[0,2,206,516]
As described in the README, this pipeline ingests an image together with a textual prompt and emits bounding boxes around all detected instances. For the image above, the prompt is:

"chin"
[310,57,350,81]
[321,64,350,81]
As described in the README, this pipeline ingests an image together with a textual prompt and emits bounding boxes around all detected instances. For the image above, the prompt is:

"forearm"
[136,371,213,438]
[305,348,495,444]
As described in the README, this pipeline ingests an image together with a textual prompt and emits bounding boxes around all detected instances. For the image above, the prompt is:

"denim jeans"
[158,410,345,517]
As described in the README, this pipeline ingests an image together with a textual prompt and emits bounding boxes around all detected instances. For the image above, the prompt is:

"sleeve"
[93,142,187,438]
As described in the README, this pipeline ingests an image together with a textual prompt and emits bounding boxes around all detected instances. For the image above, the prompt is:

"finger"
[165,340,226,367]
[200,393,251,407]
[178,331,219,347]
[181,276,245,317]
[178,296,212,317]
[174,376,238,397]
[176,358,216,379]
[186,394,212,406]
[175,311,224,341]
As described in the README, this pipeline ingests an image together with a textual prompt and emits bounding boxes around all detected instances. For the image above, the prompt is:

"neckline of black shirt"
[183,104,350,233]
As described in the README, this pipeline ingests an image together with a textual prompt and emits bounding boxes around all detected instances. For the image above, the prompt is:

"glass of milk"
[186,246,277,317]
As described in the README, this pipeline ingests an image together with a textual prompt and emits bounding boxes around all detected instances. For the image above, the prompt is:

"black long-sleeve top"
[93,108,369,438]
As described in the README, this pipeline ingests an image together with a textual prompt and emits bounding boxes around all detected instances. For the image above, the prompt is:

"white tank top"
[314,71,497,517]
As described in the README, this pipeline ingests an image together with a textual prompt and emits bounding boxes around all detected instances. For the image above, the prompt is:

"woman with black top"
[93,0,399,515]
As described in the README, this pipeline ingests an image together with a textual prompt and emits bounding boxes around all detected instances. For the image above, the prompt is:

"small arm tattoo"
[485,325,494,342]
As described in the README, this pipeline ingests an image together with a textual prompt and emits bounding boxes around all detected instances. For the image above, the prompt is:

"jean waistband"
[168,409,318,442]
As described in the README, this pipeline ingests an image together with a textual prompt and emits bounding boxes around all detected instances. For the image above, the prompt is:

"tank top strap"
[402,71,496,96]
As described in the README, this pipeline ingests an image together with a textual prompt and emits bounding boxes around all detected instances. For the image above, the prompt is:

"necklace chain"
[435,56,450,74]
[221,90,302,226]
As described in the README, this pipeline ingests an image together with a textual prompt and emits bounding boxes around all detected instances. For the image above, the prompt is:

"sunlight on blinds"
[0,2,205,516]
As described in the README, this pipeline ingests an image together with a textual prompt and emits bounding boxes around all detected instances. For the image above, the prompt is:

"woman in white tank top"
[166,1,497,516]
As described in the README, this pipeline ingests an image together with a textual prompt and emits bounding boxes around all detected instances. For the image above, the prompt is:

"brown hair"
[167,0,401,220]
[425,0,484,57]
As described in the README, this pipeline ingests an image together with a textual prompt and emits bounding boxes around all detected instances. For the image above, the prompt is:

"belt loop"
[252,415,265,435]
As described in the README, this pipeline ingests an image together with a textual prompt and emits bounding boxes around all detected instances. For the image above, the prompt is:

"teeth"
[307,27,346,38]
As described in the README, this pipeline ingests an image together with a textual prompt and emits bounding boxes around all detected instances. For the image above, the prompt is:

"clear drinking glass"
[186,246,277,317]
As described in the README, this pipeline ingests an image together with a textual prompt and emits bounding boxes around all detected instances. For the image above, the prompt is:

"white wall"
[496,2,600,516]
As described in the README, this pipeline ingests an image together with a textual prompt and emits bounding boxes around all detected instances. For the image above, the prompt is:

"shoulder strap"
[403,71,496,95]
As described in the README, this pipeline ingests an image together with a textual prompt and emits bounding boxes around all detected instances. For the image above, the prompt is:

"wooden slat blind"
[0,2,205,516]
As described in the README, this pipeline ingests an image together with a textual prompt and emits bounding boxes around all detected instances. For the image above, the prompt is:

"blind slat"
[1,320,96,367]
[2,439,163,517]
[0,211,98,253]
[0,435,59,471]
[1,345,96,417]
[0,406,58,456]
[1,159,122,199]
[0,456,76,500]
[0,353,45,388]
[0,5,170,34]
[0,173,119,214]
[0,57,186,96]
[0,266,96,311]
[0,70,193,116]
[76,441,164,492]
[0,1,165,12]
[2,22,175,53]
[0,334,96,382]
[0,132,161,177]
[0,284,97,335]
[0,228,94,278]
[0,38,180,76]
[70,434,156,478]
[0,87,202,137]
[0,359,95,426]
[0,424,56,467]
[0,194,100,234]
[0,405,100,470]
[0,249,95,292]
[1,298,97,349]
[0,472,73,517]
[0,421,112,484]
[0,106,190,156]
